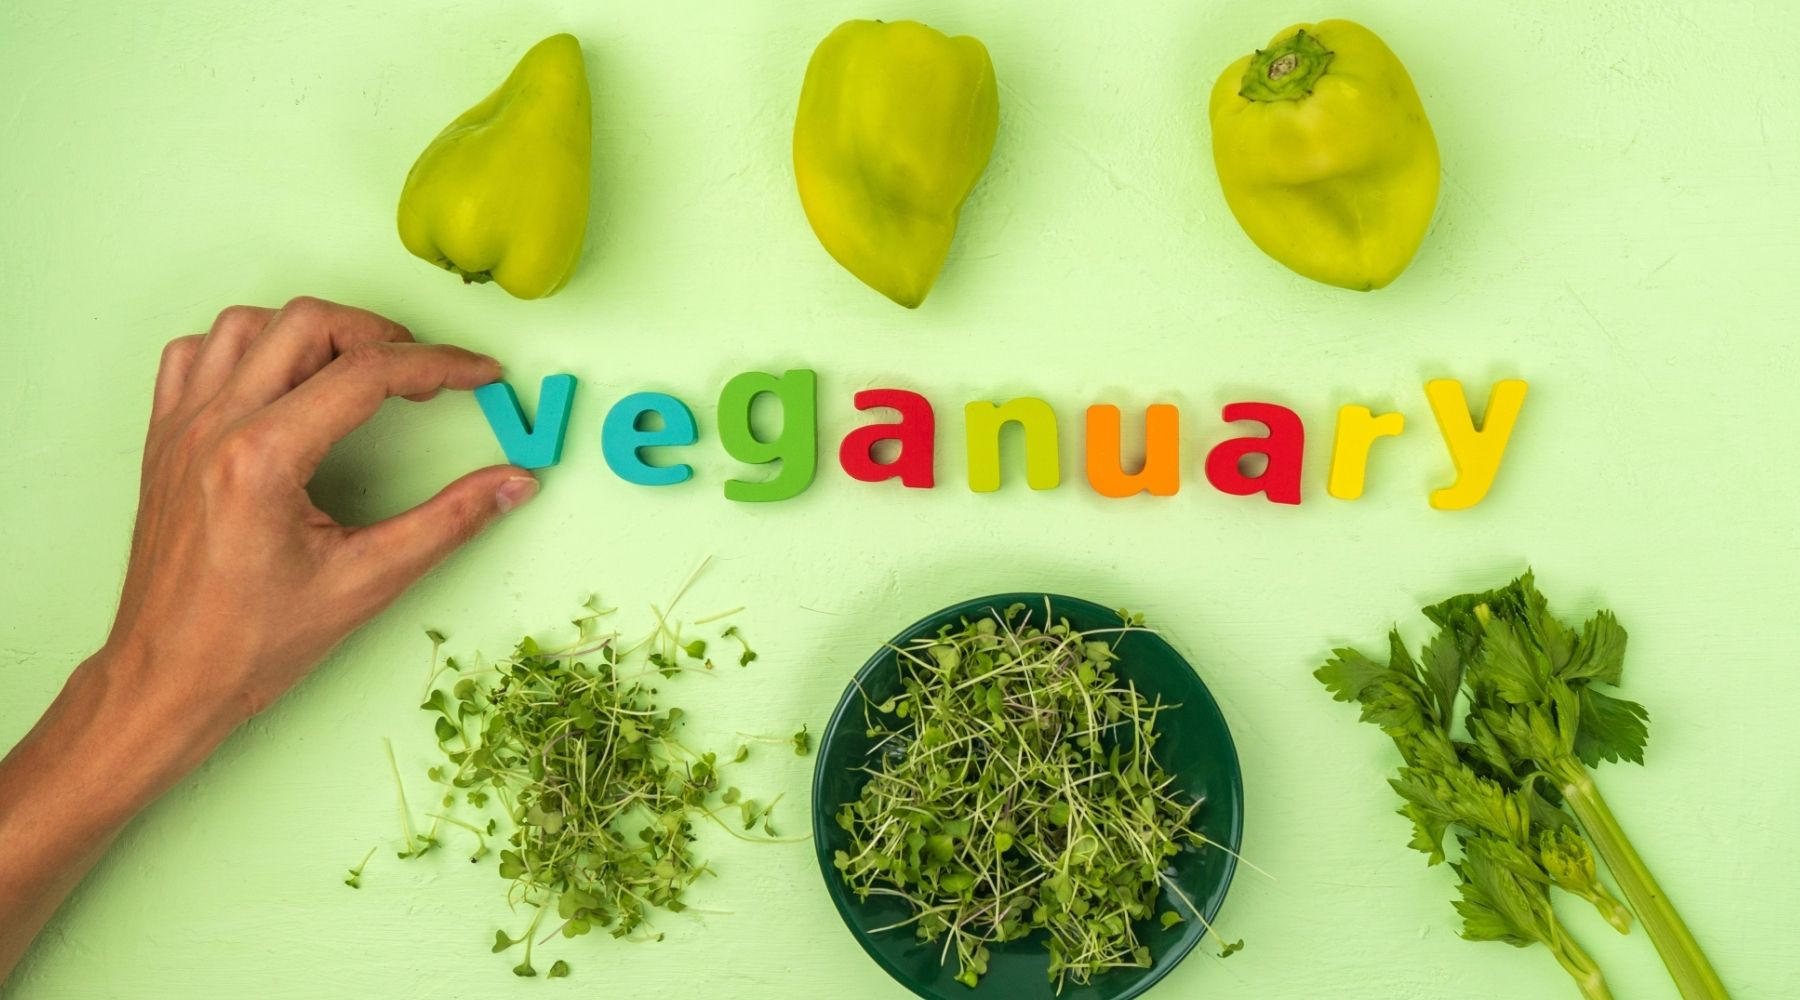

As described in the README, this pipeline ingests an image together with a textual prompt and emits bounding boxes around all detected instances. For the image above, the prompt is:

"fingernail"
[496,475,539,514]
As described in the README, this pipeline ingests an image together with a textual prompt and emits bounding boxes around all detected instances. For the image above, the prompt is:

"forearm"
[0,646,239,981]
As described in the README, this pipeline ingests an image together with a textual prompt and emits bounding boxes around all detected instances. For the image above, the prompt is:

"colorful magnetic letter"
[839,389,936,488]
[718,369,818,502]
[1204,402,1305,505]
[1085,404,1180,498]
[473,374,577,470]
[602,392,697,486]
[1427,378,1529,510]
[965,399,1060,492]
[1327,405,1406,500]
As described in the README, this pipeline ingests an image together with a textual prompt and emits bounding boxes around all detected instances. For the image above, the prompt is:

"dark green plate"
[811,593,1245,1000]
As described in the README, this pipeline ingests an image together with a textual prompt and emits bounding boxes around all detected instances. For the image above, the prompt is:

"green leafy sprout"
[1317,571,1727,1000]
[343,845,377,889]
[721,625,758,667]
[834,603,1241,990]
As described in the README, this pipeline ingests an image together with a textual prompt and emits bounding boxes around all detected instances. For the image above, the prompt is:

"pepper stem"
[438,259,494,285]
[1238,29,1335,102]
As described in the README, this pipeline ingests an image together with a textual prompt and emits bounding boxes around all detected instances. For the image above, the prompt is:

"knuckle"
[159,334,201,367]
[211,304,264,334]
[202,426,275,491]
[161,333,202,356]
[281,294,331,319]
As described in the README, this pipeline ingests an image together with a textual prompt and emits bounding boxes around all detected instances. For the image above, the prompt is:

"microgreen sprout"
[721,625,757,667]
[834,604,1231,989]
[383,736,436,859]
[344,845,377,888]
[422,629,451,699]
[570,594,614,639]
[426,812,493,862]
[735,726,813,758]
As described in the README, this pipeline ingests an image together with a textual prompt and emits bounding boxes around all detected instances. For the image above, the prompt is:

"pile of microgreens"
[353,562,810,980]
[834,603,1240,990]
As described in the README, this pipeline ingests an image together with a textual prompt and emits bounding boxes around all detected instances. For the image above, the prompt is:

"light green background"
[1,1,1794,997]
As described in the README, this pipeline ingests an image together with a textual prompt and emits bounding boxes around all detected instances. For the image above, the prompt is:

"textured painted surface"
[1,1,1796,998]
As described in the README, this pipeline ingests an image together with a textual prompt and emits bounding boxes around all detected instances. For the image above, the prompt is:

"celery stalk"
[1559,771,1729,1000]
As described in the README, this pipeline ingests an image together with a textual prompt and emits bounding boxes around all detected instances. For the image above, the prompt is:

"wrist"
[42,645,243,821]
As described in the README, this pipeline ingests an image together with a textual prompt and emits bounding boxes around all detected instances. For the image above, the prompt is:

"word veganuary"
[474,373,1528,509]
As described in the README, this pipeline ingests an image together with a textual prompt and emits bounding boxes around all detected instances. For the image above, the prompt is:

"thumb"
[343,465,538,599]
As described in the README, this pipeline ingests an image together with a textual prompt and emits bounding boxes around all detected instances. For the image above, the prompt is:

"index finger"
[222,296,417,412]
[247,341,501,472]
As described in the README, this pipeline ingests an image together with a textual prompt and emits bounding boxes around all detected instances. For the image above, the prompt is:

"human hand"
[0,297,533,978]
[109,296,535,751]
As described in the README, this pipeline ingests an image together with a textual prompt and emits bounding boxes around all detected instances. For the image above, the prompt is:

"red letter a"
[1204,402,1304,505]
[839,389,935,488]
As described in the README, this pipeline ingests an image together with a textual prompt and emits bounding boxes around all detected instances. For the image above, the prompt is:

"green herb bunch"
[386,585,809,979]
[834,605,1232,989]
[1317,572,1727,1000]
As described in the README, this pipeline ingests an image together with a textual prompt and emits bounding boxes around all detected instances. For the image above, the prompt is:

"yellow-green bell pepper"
[793,20,998,309]
[1209,20,1439,290]
[397,33,591,300]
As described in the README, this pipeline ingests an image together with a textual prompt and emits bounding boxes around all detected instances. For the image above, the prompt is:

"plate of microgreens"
[813,594,1245,999]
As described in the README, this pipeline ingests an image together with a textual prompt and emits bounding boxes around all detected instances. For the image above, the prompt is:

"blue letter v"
[474,374,577,470]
